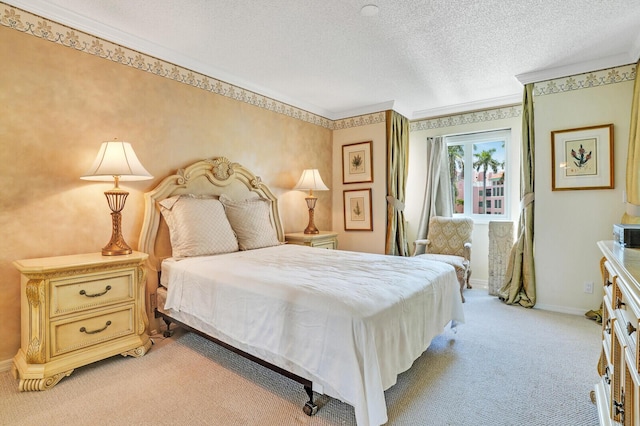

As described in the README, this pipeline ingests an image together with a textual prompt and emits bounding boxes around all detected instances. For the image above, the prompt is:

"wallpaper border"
[533,63,636,97]
[410,105,523,131]
[2,4,635,131]
[0,4,341,129]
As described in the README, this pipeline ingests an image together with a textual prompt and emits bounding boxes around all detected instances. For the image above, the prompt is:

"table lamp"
[81,141,153,255]
[293,169,329,234]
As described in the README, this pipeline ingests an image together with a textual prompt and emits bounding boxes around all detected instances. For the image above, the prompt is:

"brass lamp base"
[102,212,132,255]
[303,196,319,234]
[102,188,132,256]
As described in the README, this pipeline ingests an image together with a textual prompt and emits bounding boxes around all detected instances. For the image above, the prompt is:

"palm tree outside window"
[445,129,511,219]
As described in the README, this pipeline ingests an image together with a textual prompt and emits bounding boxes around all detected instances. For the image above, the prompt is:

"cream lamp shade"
[293,169,329,234]
[81,141,152,182]
[81,141,153,255]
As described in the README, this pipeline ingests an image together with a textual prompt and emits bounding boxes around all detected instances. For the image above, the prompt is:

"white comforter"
[162,244,464,426]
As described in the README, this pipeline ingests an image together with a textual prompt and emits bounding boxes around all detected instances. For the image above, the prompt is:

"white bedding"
[160,244,464,426]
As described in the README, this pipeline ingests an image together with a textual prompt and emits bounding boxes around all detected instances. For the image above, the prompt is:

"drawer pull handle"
[605,318,611,334]
[615,389,626,421]
[606,279,612,287]
[79,285,112,298]
[604,366,611,384]
[80,321,112,335]
[616,297,626,309]
[614,401,624,418]
[627,322,637,335]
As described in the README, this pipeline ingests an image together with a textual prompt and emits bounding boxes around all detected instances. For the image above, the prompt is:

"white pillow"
[219,194,281,250]
[159,195,239,258]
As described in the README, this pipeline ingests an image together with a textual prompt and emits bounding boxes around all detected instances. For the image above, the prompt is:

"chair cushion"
[416,253,467,270]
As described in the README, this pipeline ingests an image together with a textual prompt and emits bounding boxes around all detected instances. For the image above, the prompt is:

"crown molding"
[632,33,640,65]
[329,100,414,121]
[515,53,636,85]
[411,94,522,120]
[328,101,394,121]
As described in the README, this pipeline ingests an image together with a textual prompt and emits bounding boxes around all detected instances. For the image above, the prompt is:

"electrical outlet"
[584,282,594,294]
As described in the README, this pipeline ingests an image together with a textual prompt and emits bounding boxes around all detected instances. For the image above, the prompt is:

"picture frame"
[551,124,614,191]
[342,141,373,184]
[343,188,373,231]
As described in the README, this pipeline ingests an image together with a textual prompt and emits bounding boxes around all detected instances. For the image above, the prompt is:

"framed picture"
[343,188,373,231]
[551,124,614,191]
[342,141,373,184]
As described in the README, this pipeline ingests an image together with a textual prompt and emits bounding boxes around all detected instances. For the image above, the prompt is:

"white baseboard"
[534,303,588,316]
[467,280,588,316]
[0,358,13,373]
[469,278,487,289]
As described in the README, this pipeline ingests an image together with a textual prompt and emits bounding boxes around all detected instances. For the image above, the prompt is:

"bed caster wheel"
[303,401,318,416]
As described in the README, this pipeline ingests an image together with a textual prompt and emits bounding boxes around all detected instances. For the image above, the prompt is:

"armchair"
[413,216,473,302]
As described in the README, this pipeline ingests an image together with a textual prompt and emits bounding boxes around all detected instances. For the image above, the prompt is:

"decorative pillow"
[159,195,239,258]
[219,194,280,250]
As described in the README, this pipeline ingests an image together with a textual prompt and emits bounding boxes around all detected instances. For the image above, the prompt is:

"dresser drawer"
[603,300,614,358]
[50,269,135,316]
[614,276,640,374]
[50,305,135,357]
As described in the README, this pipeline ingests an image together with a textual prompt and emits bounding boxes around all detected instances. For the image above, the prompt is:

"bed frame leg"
[162,318,174,338]
[302,385,318,416]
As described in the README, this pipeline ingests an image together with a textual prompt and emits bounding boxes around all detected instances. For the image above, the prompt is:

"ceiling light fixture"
[360,4,379,17]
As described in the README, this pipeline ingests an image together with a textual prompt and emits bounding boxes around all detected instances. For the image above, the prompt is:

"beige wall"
[1,2,636,367]
[0,25,332,362]
[332,120,388,253]
[534,80,634,313]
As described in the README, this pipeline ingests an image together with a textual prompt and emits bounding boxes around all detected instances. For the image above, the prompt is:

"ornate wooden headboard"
[137,157,284,291]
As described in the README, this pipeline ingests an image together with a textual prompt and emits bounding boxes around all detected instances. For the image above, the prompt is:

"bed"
[138,157,465,426]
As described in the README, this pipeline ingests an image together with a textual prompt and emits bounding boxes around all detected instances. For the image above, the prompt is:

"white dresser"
[12,251,151,391]
[595,241,640,425]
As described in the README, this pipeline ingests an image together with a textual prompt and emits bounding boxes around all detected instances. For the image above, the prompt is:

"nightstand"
[12,251,151,391]
[285,231,338,249]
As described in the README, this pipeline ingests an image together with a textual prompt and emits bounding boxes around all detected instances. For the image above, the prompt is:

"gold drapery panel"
[623,60,640,224]
[499,84,536,307]
[385,110,410,256]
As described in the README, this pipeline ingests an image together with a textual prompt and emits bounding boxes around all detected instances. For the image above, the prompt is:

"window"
[446,129,510,220]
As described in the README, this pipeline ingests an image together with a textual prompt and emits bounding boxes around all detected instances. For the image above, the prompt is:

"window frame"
[445,129,511,222]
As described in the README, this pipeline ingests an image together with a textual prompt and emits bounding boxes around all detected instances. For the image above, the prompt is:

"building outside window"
[446,129,510,220]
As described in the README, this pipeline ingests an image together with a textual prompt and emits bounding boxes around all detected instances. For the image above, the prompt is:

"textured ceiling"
[7,0,640,120]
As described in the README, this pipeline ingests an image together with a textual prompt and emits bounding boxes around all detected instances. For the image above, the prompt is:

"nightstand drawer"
[313,241,337,249]
[50,305,135,358]
[285,231,338,249]
[50,270,135,316]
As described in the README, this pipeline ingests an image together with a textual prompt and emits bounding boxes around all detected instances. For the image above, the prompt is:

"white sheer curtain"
[415,136,453,255]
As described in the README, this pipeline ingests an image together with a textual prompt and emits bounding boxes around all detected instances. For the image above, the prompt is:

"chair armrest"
[463,242,472,262]
[413,239,430,256]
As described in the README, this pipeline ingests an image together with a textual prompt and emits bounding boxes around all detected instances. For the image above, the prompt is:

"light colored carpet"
[0,289,600,425]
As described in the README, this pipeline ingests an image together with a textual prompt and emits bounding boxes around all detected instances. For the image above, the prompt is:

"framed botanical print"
[343,188,373,231]
[342,141,373,184]
[551,124,614,191]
